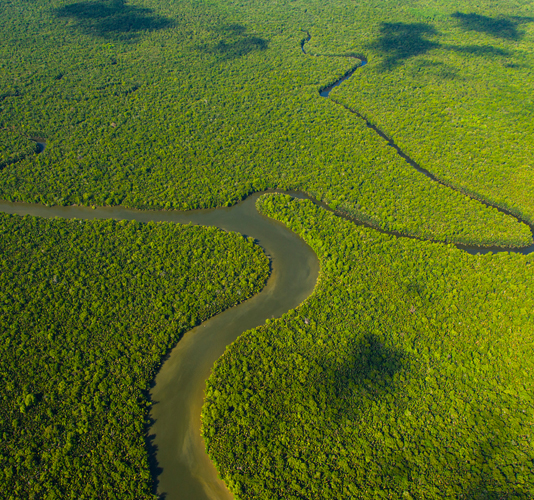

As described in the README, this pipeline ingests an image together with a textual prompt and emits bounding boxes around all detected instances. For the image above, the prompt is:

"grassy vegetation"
[203,194,534,499]
[0,0,532,246]
[0,213,268,499]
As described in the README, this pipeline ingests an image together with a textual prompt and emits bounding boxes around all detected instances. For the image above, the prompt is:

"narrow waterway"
[301,31,534,255]
[147,193,318,500]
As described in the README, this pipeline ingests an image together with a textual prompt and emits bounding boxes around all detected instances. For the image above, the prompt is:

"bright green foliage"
[3,0,534,496]
[203,194,534,499]
[317,0,534,226]
[0,130,37,169]
[0,0,531,246]
[0,213,268,499]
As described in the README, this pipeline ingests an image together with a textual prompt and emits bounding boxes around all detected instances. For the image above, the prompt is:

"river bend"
[0,191,319,499]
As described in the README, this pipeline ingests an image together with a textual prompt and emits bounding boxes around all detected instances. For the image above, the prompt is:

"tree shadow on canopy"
[445,412,532,500]
[315,332,407,416]
[368,21,515,74]
[53,0,173,42]
[378,404,532,497]
[198,23,268,61]
[369,22,440,70]
[452,12,534,41]
[451,45,511,57]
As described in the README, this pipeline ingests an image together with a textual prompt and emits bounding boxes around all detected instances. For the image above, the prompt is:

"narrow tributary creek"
[301,31,534,256]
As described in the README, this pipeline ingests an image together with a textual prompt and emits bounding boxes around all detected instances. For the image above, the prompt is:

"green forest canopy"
[1,0,534,246]
[1,0,534,497]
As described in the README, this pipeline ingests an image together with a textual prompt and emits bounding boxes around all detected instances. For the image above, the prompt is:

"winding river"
[0,191,320,499]
[1,30,534,500]
[301,31,534,256]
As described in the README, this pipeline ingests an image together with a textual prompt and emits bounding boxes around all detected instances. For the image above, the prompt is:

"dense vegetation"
[0,0,532,246]
[327,1,534,226]
[0,130,38,170]
[3,0,534,497]
[0,213,268,498]
[203,194,534,499]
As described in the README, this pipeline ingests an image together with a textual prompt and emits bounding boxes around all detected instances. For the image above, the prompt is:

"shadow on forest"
[443,412,530,500]
[408,60,459,80]
[145,405,165,498]
[320,333,406,406]
[198,23,268,60]
[369,22,440,70]
[326,333,529,496]
[380,408,529,497]
[369,21,515,72]
[452,12,534,40]
[53,0,173,41]
[452,44,510,56]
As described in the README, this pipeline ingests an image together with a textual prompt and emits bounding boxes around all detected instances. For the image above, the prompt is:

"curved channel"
[301,31,534,255]
[1,31,533,500]
[0,173,532,499]
[0,182,530,500]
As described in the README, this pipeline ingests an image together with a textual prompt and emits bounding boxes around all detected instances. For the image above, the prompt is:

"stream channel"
[1,30,533,500]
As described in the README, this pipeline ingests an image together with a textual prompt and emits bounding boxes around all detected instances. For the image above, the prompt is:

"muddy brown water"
[0,191,319,499]
[1,184,530,500]
[0,180,531,500]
